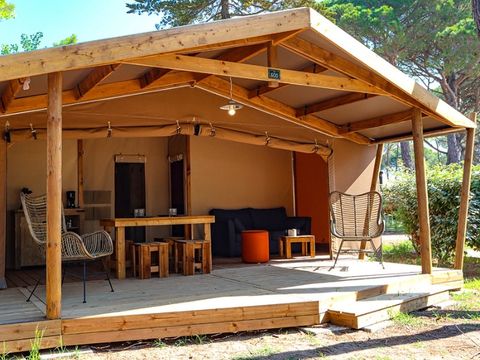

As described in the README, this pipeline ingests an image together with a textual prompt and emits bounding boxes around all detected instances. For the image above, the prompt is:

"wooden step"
[328,284,453,329]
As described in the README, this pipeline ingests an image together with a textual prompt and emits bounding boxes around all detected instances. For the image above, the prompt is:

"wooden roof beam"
[375,126,463,144]
[122,54,386,95]
[75,64,121,99]
[1,78,25,112]
[2,72,196,116]
[296,93,377,117]
[142,32,293,89]
[340,109,415,134]
[195,75,372,145]
[281,36,473,129]
[248,63,328,98]
[0,9,311,82]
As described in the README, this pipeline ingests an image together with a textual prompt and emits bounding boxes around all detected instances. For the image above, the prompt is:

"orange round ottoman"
[241,230,269,263]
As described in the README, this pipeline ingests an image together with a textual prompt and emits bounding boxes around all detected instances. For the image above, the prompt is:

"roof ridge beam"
[122,54,386,95]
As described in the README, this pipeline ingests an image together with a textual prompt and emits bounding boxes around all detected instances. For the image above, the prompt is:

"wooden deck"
[0,256,463,353]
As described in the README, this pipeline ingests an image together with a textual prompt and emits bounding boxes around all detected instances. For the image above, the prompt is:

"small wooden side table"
[279,235,315,259]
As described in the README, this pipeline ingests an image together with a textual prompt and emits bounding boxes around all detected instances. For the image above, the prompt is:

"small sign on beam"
[268,68,281,81]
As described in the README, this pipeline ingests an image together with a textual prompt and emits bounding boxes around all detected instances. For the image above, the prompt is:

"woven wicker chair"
[21,193,114,303]
[329,191,384,270]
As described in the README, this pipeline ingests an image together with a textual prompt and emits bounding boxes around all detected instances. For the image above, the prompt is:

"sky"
[0,0,161,47]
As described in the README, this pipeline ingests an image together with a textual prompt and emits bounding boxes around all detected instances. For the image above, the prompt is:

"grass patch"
[381,241,419,265]
[464,277,480,290]
[233,345,280,360]
[451,288,480,319]
[153,339,166,348]
[389,311,423,327]
[28,328,44,360]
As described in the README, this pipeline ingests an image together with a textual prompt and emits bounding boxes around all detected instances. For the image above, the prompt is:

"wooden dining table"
[100,215,215,279]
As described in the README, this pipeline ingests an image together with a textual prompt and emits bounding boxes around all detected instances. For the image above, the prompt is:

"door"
[294,153,331,254]
[115,162,146,242]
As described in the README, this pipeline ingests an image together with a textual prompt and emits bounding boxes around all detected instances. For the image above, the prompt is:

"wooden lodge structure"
[0,8,475,352]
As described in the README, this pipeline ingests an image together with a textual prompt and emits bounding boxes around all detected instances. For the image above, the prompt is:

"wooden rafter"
[140,68,172,89]
[140,33,293,89]
[281,37,473,129]
[195,75,371,145]
[296,93,377,117]
[374,126,462,144]
[340,109,416,134]
[3,72,196,115]
[0,8,311,82]
[193,43,270,83]
[122,54,386,95]
[0,79,25,112]
[75,64,120,99]
[248,63,328,98]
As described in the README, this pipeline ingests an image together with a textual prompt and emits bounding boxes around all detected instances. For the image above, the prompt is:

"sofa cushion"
[209,208,253,229]
[233,218,246,232]
[250,207,287,231]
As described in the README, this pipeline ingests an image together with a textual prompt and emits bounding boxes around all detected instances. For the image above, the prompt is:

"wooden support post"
[267,42,279,88]
[359,143,384,260]
[412,109,432,274]
[0,138,7,288]
[454,113,476,270]
[77,140,84,208]
[46,72,63,319]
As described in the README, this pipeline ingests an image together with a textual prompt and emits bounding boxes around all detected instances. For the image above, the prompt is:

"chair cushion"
[250,207,287,231]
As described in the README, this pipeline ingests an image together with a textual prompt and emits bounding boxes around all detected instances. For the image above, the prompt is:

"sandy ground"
[55,304,479,360]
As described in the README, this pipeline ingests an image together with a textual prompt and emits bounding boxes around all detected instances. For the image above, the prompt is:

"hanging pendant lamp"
[220,77,243,116]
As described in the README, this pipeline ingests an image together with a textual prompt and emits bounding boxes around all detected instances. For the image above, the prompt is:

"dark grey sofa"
[209,207,311,257]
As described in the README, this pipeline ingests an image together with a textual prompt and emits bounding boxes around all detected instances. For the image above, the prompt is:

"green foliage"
[325,0,480,115]
[383,164,480,262]
[53,34,78,47]
[1,32,43,55]
[126,0,334,29]
[0,0,14,21]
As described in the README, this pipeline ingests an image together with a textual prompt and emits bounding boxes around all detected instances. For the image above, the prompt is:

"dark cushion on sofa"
[209,208,253,229]
[233,218,246,232]
[250,207,287,231]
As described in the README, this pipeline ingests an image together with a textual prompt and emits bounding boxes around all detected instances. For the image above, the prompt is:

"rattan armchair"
[329,191,384,270]
[21,193,114,303]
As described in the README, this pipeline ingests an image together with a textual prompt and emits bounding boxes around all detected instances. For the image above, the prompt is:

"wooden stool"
[131,242,169,279]
[158,237,184,273]
[174,239,211,275]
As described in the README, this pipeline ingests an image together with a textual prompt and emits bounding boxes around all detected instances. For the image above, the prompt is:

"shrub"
[383,164,480,263]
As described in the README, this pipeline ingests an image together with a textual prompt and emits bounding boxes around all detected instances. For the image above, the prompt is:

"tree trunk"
[447,134,462,164]
[220,0,230,19]
[442,75,462,164]
[473,0,480,36]
[400,141,414,169]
